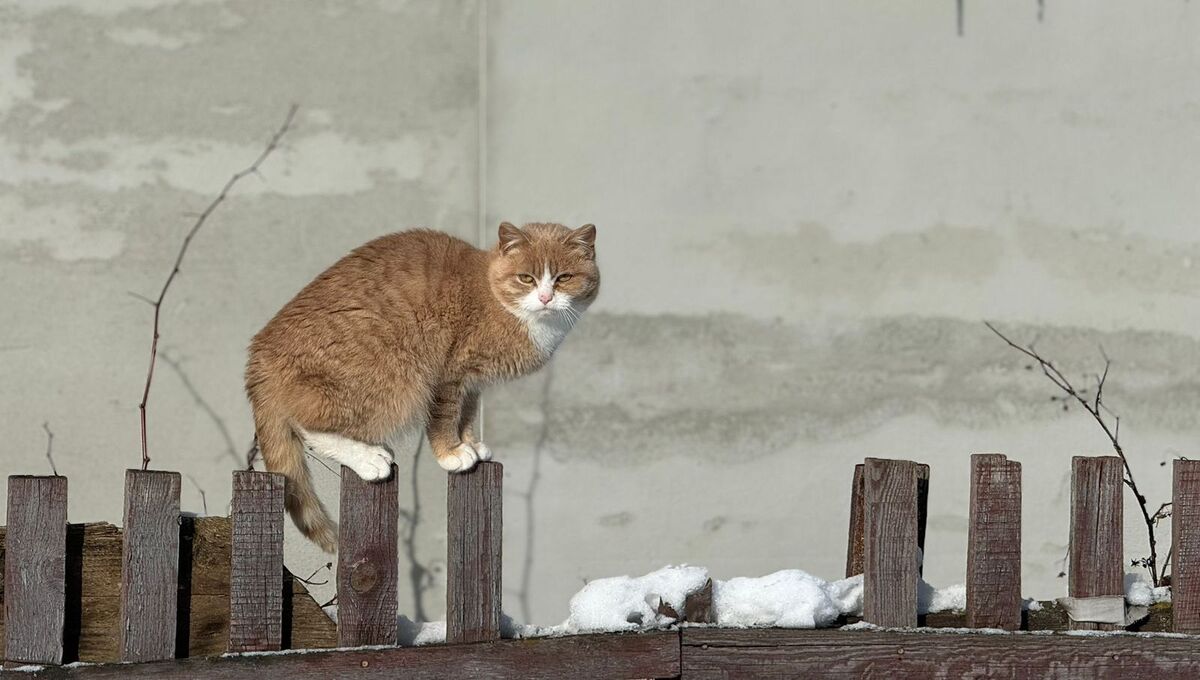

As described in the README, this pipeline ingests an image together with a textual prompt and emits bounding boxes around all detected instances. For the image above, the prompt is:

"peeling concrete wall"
[3,0,1200,630]
[0,0,481,621]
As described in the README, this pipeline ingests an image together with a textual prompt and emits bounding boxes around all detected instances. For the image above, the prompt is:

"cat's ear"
[565,223,596,258]
[498,222,524,254]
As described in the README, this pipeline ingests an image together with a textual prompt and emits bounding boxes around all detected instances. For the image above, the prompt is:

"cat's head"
[489,222,600,322]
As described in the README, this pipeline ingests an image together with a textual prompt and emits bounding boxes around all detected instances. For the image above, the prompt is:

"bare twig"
[306,451,339,477]
[42,421,59,476]
[137,104,298,470]
[295,561,332,587]
[246,438,260,471]
[986,321,1166,585]
[184,473,209,516]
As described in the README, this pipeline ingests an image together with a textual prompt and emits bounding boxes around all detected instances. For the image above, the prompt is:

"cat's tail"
[254,409,338,553]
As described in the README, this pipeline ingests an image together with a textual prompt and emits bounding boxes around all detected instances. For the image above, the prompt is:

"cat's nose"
[538,291,553,305]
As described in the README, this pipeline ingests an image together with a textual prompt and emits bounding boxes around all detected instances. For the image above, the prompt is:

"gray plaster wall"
[3,0,1200,628]
[484,0,1200,623]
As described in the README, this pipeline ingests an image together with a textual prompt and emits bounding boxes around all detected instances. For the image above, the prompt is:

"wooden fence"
[3,456,1200,678]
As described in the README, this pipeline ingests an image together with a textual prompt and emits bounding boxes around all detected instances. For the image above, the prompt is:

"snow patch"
[1124,573,1171,606]
[714,570,850,629]
[919,581,966,613]
[563,564,709,633]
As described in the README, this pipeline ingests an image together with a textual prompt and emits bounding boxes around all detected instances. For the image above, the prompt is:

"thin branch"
[138,104,298,470]
[42,421,59,476]
[295,562,332,587]
[306,451,339,477]
[987,321,1165,585]
[126,291,156,306]
[184,473,209,516]
[246,438,260,471]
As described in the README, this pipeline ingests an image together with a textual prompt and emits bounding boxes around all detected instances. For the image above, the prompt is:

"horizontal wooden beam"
[682,629,1200,678]
[20,632,681,680]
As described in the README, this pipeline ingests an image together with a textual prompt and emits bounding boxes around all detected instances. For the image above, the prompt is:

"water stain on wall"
[698,223,1004,301]
[488,312,1200,464]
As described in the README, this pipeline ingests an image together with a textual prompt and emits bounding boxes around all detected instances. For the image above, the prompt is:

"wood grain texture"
[862,458,919,628]
[229,472,285,653]
[19,631,680,680]
[844,464,864,578]
[1173,459,1200,633]
[1069,456,1124,631]
[119,470,181,662]
[683,579,715,624]
[4,476,68,665]
[681,628,1200,679]
[966,453,1022,630]
[447,461,503,644]
[0,519,336,663]
[337,464,398,647]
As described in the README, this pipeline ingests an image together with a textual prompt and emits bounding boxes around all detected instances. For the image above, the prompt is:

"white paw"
[301,430,394,481]
[473,441,493,461]
[351,445,394,481]
[438,443,480,473]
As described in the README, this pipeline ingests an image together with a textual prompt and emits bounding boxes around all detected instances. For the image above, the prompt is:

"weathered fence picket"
[6,450,1200,678]
[966,453,1022,630]
[862,457,920,628]
[847,461,929,579]
[1068,456,1124,632]
[228,471,285,653]
[119,470,181,662]
[1172,459,1200,633]
[4,475,68,666]
[447,461,503,644]
[845,463,864,578]
[336,464,399,647]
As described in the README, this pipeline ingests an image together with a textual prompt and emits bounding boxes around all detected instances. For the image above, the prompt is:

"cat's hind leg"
[300,429,394,481]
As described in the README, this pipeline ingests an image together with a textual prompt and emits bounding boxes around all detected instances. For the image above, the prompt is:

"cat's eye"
[556,273,574,283]
[517,274,535,285]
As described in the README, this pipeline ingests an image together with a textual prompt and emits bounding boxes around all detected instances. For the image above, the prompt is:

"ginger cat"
[245,222,599,552]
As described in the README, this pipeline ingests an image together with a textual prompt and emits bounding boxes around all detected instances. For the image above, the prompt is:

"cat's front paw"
[437,443,480,473]
[471,441,493,461]
[353,445,394,481]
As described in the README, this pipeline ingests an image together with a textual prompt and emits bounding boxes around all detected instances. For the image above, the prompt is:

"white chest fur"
[523,312,574,356]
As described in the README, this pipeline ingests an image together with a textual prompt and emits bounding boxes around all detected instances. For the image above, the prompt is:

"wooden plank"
[119,469,181,662]
[337,464,398,647]
[1069,456,1124,631]
[19,631,681,680]
[229,472,285,652]
[1173,459,1200,633]
[447,461,503,644]
[844,464,864,577]
[4,476,68,665]
[681,628,1200,679]
[0,519,336,663]
[966,453,1022,630]
[683,578,715,624]
[862,458,919,628]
